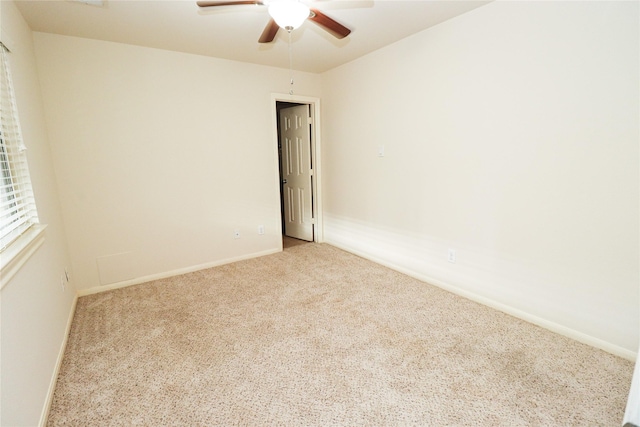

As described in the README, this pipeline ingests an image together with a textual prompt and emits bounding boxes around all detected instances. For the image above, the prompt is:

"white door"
[280,104,313,241]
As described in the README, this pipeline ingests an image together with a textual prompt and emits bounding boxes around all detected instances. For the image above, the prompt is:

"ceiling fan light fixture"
[268,0,310,31]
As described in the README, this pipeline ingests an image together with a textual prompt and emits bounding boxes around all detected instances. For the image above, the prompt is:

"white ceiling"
[14,0,490,73]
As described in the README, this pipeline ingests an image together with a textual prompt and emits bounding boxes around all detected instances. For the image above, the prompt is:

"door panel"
[280,104,313,241]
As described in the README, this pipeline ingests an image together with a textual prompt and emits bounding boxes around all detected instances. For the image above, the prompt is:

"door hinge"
[307,116,313,125]
[310,169,314,176]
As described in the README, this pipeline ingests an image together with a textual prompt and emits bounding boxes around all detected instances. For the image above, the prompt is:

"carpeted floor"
[283,235,311,249]
[47,243,634,426]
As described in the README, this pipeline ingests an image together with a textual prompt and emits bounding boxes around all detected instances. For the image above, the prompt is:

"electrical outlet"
[258,225,265,235]
[447,248,456,263]
[234,230,240,239]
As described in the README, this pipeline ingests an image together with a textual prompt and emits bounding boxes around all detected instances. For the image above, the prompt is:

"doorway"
[271,94,322,247]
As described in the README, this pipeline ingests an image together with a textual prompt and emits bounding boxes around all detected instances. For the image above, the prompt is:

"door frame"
[270,93,323,244]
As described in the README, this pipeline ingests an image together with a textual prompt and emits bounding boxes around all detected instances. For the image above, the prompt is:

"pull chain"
[288,30,294,95]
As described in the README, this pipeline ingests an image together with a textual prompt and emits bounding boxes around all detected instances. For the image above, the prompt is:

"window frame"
[0,41,44,289]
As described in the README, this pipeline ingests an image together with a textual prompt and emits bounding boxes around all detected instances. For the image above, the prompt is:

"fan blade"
[308,9,351,39]
[259,19,280,43]
[197,0,262,7]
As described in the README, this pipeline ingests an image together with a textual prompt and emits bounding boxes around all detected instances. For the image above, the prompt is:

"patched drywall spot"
[96,252,135,285]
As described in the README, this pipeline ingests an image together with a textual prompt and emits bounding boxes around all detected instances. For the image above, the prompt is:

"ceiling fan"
[196,0,352,43]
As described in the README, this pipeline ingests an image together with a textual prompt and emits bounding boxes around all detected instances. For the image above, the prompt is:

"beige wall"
[3,0,639,423]
[33,33,322,293]
[321,1,639,354]
[0,2,77,426]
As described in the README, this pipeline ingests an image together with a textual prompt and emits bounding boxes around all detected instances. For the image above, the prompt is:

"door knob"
[282,179,288,184]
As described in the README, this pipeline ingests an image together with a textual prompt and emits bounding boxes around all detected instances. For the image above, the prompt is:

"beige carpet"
[283,235,311,249]
[48,243,634,426]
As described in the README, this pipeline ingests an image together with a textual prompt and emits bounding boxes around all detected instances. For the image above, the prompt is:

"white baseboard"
[78,248,281,297]
[322,214,637,362]
[39,293,78,427]
[39,248,281,424]
[328,239,636,361]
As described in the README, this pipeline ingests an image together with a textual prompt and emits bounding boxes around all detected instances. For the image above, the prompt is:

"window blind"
[0,43,39,251]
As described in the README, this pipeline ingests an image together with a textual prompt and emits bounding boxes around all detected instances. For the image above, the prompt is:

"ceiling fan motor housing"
[196,0,351,43]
